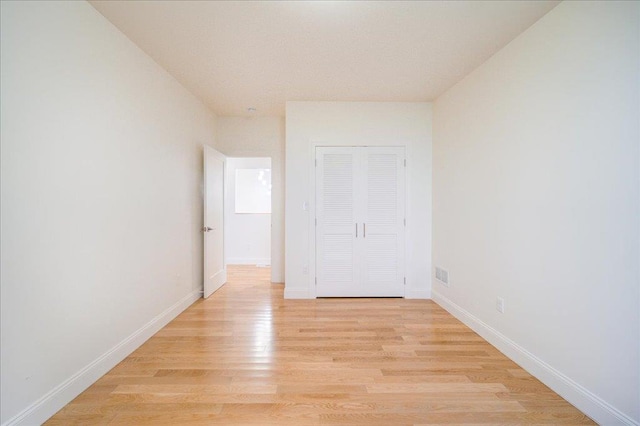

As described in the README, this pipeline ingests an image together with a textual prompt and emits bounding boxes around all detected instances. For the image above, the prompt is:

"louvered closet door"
[316,147,360,297]
[316,146,405,297]
[361,147,405,296]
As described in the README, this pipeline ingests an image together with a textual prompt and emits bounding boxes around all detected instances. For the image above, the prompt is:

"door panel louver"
[366,235,397,282]
[322,234,353,283]
[322,154,354,227]
[367,153,398,227]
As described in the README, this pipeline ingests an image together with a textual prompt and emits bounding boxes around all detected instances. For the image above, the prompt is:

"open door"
[203,145,227,298]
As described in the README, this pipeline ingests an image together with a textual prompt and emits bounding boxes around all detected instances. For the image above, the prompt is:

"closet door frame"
[310,144,407,298]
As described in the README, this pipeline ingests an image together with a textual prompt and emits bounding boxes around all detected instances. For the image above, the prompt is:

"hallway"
[46,265,593,425]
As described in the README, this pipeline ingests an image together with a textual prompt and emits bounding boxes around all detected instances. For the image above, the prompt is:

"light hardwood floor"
[46,265,594,425]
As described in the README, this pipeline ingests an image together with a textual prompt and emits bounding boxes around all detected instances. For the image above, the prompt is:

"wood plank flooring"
[46,265,595,425]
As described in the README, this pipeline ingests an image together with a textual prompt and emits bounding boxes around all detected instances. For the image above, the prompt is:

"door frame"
[308,142,409,299]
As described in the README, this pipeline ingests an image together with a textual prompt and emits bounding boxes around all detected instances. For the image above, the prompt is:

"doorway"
[224,157,272,269]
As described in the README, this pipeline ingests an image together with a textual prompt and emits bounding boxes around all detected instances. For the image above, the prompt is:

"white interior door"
[361,147,405,297]
[316,147,359,297]
[204,146,226,298]
[316,146,405,297]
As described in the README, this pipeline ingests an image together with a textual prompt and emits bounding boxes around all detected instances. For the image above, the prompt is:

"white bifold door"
[316,146,405,297]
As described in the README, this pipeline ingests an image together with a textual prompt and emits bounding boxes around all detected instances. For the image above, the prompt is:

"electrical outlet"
[302,265,308,275]
[496,297,505,313]
[435,266,449,287]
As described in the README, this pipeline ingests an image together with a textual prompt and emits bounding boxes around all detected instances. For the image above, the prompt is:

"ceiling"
[90,0,560,117]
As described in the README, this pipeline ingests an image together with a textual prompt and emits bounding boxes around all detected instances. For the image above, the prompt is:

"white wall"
[225,157,272,265]
[0,2,217,424]
[216,117,285,283]
[433,1,639,424]
[285,102,432,299]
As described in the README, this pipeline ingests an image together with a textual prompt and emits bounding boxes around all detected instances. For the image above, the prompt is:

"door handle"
[355,223,358,238]
[202,226,215,232]
[363,223,366,238]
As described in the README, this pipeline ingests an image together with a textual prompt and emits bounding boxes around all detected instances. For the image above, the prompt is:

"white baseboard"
[2,290,202,426]
[226,257,271,265]
[432,290,638,426]
[284,287,311,299]
[405,288,431,299]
